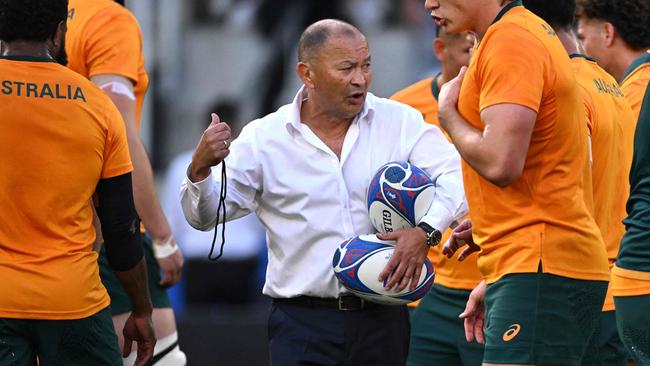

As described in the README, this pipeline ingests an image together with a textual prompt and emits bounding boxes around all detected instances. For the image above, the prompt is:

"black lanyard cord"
[208,161,227,261]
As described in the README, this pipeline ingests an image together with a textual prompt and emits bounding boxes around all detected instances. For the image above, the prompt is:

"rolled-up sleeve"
[406,112,468,231]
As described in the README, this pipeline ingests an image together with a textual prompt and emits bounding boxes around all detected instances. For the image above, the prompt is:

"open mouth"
[432,15,446,27]
[348,92,365,104]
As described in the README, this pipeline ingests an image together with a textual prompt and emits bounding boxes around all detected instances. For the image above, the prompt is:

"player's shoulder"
[390,77,434,103]
[69,0,137,26]
[366,92,427,130]
[60,64,119,110]
[483,7,551,48]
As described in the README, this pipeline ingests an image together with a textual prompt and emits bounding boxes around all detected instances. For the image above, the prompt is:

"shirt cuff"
[185,164,214,196]
[418,204,455,233]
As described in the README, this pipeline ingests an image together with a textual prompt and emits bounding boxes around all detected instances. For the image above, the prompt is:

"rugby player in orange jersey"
[66,1,186,364]
[0,0,155,364]
[425,0,609,365]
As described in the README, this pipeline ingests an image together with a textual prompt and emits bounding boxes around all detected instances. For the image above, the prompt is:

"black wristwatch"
[417,222,442,247]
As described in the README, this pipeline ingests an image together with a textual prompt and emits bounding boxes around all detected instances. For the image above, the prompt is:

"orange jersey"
[66,0,149,127]
[391,76,441,129]
[621,51,650,119]
[391,77,482,291]
[0,56,132,319]
[457,2,609,284]
[572,55,636,310]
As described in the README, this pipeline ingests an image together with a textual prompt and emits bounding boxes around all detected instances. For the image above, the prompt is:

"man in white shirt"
[181,19,466,365]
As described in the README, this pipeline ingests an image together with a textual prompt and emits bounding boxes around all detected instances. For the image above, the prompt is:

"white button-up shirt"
[181,86,467,299]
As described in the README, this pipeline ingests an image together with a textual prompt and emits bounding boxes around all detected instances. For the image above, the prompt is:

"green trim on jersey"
[431,73,441,101]
[493,0,523,24]
[0,55,56,63]
[569,53,597,62]
[619,83,650,272]
[621,53,650,83]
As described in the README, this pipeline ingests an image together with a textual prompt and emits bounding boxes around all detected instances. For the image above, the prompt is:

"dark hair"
[0,0,68,42]
[523,0,575,30]
[114,0,125,6]
[576,0,650,50]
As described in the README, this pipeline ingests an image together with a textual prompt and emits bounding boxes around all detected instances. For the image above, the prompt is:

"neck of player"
[556,29,580,56]
[1,41,53,59]
[612,48,647,82]
[472,2,507,41]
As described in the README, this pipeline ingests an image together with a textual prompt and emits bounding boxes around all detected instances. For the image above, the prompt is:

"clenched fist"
[189,113,232,182]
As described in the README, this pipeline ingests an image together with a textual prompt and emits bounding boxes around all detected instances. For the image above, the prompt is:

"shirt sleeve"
[477,25,546,113]
[404,109,468,232]
[180,122,263,231]
[82,8,142,83]
[101,98,133,179]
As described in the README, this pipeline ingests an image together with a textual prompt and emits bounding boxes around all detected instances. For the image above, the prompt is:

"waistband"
[273,295,380,311]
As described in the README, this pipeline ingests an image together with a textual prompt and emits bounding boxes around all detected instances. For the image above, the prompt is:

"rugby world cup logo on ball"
[367,161,435,233]
[332,235,435,305]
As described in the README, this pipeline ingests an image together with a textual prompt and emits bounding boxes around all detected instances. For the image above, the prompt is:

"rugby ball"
[367,161,435,233]
[332,235,435,305]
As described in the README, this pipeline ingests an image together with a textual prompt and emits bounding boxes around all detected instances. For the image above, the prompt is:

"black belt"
[273,295,377,311]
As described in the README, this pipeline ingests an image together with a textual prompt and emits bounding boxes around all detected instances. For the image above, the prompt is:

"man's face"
[577,17,611,71]
[438,32,475,75]
[308,34,372,120]
[425,0,476,34]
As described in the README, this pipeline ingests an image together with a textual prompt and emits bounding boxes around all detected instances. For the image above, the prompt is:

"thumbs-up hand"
[189,113,232,182]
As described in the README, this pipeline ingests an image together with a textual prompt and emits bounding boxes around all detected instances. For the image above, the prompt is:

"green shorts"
[0,307,120,366]
[407,284,484,366]
[483,271,608,366]
[615,294,650,365]
[580,310,628,366]
[98,233,171,314]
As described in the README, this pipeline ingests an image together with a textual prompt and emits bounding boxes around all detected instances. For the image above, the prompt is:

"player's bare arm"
[91,74,183,287]
[438,67,536,187]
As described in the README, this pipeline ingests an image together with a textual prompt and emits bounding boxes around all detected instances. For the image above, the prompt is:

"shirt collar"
[569,53,597,63]
[431,73,441,101]
[0,55,56,63]
[492,0,523,24]
[621,51,650,83]
[285,85,376,134]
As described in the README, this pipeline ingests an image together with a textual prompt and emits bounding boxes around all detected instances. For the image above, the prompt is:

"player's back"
[0,56,132,320]
[572,55,636,262]
[66,0,149,126]
[458,4,608,283]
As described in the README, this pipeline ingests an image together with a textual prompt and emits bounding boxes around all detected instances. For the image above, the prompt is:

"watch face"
[433,230,442,244]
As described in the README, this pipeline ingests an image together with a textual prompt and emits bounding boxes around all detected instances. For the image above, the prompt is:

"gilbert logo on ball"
[367,161,435,233]
[332,235,435,305]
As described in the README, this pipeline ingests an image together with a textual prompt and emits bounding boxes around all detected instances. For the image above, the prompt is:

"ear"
[51,20,67,50]
[296,61,316,89]
[433,38,445,62]
[602,22,616,48]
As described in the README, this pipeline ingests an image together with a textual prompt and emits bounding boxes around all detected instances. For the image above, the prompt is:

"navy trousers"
[268,301,410,366]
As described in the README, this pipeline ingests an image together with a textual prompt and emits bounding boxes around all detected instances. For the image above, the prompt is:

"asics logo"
[502,324,521,342]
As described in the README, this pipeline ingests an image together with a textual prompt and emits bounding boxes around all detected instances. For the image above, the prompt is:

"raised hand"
[190,113,232,182]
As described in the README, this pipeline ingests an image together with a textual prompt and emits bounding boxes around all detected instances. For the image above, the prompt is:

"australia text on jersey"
[1,80,87,102]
